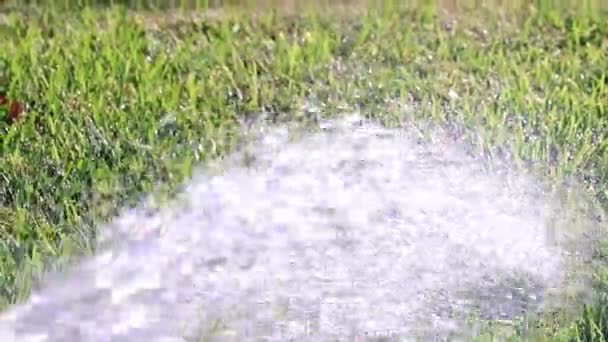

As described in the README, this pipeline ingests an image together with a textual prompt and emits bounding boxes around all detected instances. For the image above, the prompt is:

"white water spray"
[0,113,602,341]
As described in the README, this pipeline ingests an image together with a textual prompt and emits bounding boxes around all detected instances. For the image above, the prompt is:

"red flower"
[1,95,25,124]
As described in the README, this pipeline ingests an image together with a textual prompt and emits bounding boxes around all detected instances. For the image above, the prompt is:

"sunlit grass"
[1,0,608,340]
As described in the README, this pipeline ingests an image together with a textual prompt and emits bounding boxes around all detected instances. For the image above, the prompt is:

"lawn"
[1,0,608,340]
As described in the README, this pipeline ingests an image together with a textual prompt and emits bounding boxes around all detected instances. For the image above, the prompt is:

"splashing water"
[0,113,602,341]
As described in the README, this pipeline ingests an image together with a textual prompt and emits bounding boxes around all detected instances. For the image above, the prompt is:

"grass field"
[1,0,608,340]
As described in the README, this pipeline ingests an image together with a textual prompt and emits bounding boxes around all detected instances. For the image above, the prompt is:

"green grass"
[1,0,608,340]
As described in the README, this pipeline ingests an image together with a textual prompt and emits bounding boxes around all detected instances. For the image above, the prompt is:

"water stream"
[0,113,602,341]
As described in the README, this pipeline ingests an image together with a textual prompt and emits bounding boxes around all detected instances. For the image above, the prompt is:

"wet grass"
[1,0,608,340]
